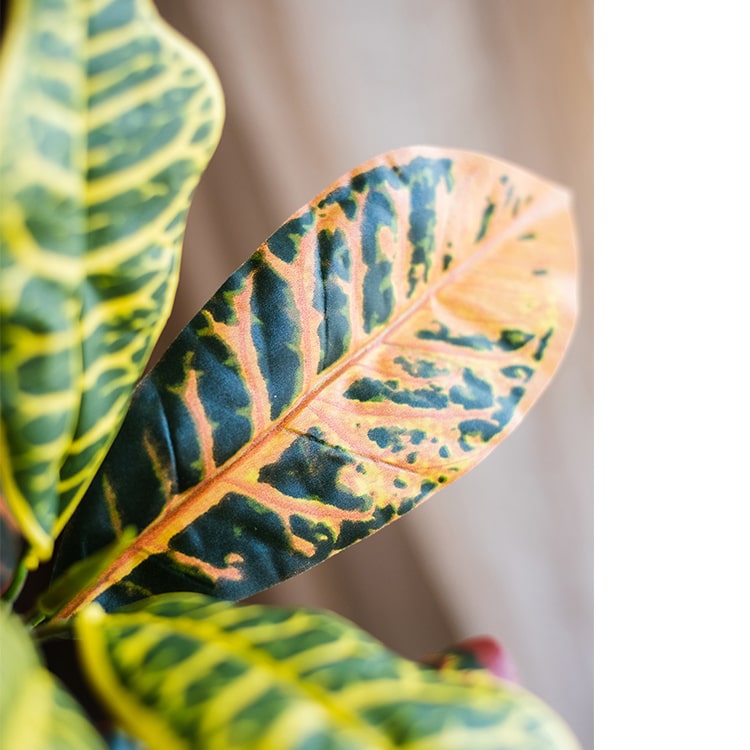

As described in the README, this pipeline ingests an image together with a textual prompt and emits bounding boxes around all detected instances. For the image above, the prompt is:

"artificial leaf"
[53,146,577,616]
[0,0,224,564]
[75,593,580,750]
[0,604,106,749]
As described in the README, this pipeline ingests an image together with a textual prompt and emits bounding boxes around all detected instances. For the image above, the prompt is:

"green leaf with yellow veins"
[0,604,106,750]
[75,593,581,750]
[0,0,224,564]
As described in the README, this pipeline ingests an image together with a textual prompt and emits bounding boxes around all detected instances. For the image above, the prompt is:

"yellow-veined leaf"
[0,604,106,749]
[0,0,224,564]
[75,593,580,750]
[53,147,577,616]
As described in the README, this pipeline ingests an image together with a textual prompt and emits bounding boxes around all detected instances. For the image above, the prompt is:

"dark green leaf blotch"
[258,429,370,512]
[249,257,302,420]
[449,369,494,410]
[475,200,496,242]
[417,323,494,351]
[360,190,396,333]
[314,229,352,373]
[497,329,534,351]
[344,377,448,410]
[266,212,315,263]
[533,328,554,361]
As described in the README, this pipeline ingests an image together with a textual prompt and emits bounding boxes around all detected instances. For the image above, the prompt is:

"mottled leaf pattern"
[0,605,106,749]
[0,0,224,563]
[75,593,580,750]
[53,147,577,616]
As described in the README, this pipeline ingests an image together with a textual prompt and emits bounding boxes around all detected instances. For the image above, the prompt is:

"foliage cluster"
[0,1,579,748]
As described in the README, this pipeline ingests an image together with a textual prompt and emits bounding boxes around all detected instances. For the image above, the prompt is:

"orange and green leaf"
[52,146,577,617]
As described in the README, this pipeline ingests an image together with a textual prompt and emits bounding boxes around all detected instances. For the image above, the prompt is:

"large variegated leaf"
[0,604,105,749]
[0,0,224,564]
[75,593,580,749]
[53,147,577,616]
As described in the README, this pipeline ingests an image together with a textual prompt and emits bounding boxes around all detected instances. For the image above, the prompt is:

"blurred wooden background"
[153,1,593,746]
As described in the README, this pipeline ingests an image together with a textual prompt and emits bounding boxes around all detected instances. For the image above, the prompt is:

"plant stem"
[1,559,28,605]
[25,609,46,628]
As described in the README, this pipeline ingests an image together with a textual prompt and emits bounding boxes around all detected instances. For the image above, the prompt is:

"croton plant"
[0,1,581,748]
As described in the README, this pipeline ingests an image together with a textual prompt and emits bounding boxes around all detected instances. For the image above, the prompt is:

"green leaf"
[0,0,225,564]
[106,728,148,750]
[0,497,24,597]
[75,593,580,750]
[53,147,577,616]
[0,604,106,749]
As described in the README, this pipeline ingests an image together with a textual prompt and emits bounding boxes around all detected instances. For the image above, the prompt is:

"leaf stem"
[25,608,47,628]
[34,619,74,643]
[1,559,28,605]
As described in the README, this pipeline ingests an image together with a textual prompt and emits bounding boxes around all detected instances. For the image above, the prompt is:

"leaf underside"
[0,605,105,750]
[0,0,224,563]
[76,593,580,750]
[53,146,577,616]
